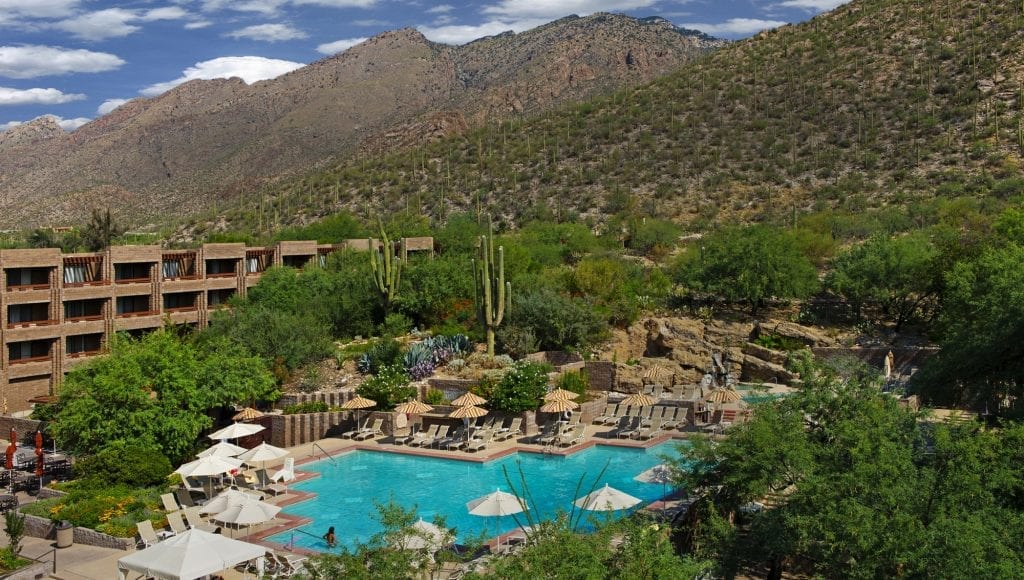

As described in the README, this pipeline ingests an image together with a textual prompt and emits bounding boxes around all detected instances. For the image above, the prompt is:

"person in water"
[324,526,337,548]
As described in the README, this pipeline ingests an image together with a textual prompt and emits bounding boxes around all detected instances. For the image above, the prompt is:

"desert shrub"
[490,361,551,414]
[282,401,329,414]
[357,337,404,374]
[356,364,416,410]
[74,442,172,487]
[379,313,412,337]
[424,389,446,405]
[496,325,538,359]
[556,370,589,397]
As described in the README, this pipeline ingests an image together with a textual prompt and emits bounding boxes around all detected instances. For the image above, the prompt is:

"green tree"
[489,361,549,414]
[673,356,1024,578]
[73,441,172,486]
[826,232,939,329]
[81,208,124,251]
[675,225,819,314]
[915,243,1024,409]
[506,288,607,352]
[49,331,277,464]
[356,365,415,411]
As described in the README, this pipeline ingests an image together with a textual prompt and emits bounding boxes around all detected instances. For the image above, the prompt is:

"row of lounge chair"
[394,418,523,452]
[593,404,689,431]
[610,416,666,440]
[341,418,384,441]
[136,505,221,548]
[532,417,584,447]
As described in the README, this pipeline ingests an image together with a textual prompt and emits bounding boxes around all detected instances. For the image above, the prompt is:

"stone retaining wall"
[5,559,50,580]
[583,361,616,391]
[277,390,354,409]
[21,513,133,551]
[0,417,43,445]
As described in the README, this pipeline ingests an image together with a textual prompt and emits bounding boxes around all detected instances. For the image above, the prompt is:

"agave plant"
[408,360,436,381]
[356,353,373,375]
[403,343,433,370]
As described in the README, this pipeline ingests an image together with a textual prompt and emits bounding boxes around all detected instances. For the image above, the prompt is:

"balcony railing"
[9,355,51,365]
[6,283,50,291]
[7,319,58,329]
[116,310,159,318]
[205,272,237,278]
[66,350,101,359]
[66,314,104,323]
[165,306,198,313]
[162,275,200,281]
[64,279,109,288]
[114,277,150,285]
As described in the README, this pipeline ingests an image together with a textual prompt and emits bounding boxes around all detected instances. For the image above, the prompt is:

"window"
[116,295,151,315]
[65,299,104,320]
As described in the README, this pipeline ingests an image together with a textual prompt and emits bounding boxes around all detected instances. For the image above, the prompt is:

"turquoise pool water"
[268,443,682,551]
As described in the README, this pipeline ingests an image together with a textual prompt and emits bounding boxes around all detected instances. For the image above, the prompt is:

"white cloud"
[141,55,304,96]
[140,6,190,21]
[777,0,849,10]
[290,0,377,7]
[0,0,80,19]
[56,8,141,40]
[54,115,89,130]
[201,0,284,14]
[426,4,453,13]
[482,0,656,19]
[227,23,308,42]
[185,20,213,29]
[680,18,786,37]
[0,45,125,79]
[418,18,548,45]
[55,6,192,41]
[0,114,89,132]
[97,98,130,115]
[316,37,368,54]
[352,18,389,27]
[0,86,85,105]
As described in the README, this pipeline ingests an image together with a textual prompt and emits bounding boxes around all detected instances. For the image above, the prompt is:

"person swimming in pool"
[324,526,337,548]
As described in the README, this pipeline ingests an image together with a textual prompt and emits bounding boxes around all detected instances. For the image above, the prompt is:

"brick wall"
[0,416,42,444]
[583,361,616,391]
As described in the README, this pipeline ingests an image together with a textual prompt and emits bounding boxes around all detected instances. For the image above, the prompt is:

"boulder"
[741,354,799,385]
[755,321,837,348]
[741,342,789,366]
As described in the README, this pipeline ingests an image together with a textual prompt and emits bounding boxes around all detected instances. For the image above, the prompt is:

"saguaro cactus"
[369,224,401,314]
[474,230,510,357]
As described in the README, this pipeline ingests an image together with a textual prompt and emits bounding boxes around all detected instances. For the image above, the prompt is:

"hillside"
[203,0,1024,237]
[0,14,722,229]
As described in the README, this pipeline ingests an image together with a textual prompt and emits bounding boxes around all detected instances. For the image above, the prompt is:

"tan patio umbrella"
[232,407,264,421]
[539,398,579,414]
[451,392,487,407]
[394,400,434,415]
[574,483,642,512]
[448,405,488,420]
[543,389,579,402]
[621,392,657,408]
[342,395,377,430]
[705,388,743,404]
[643,365,669,384]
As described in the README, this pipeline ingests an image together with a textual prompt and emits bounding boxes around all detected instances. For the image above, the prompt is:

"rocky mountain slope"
[212,0,1024,236]
[0,14,722,229]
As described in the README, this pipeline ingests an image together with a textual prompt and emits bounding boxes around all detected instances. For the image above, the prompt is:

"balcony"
[114,277,150,285]
[8,303,56,329]
[114,263,153,285]
[205,258,239,278]
[63,258,106,287]
[66,334,103,359]
[5,267,53,292]
[8,339,53,365]
[66,349,101,359]
[116,309,159,319]
[65,298,106,322]
[7,318,57,330]
[162,254,198,281]
[9,354,51,365]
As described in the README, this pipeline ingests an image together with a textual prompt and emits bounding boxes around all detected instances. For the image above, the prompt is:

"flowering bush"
[489,361,551,413]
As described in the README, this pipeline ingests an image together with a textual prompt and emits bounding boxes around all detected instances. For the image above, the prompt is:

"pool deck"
[243,423,693,552]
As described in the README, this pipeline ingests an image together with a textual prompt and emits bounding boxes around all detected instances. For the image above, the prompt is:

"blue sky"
[0,0,849,132]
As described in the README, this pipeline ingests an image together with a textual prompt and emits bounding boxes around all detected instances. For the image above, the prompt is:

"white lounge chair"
[271,457,296,483]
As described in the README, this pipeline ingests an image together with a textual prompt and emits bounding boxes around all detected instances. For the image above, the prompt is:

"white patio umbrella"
[574,483,642,512]
[196,441,245,458]
[208,423,265,442]
[467,489,528,550]
[634,464,673,496]
[237,442,289,467]
[199,488,265,516]
[398,518,450,551]
[176,456,244,495]
[213,497,282,528]
[117,528,265,580]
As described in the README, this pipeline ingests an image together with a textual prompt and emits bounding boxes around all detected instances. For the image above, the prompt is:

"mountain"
[206,0,1024,236]
[0,14,723,229]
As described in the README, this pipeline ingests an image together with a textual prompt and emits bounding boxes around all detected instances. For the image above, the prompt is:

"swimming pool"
[268,442,683,551]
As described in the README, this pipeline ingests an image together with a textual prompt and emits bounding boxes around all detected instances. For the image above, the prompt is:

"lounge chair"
[136,520,161,548]
[167,511,189,535]
[160,493,180,513]
[593,404,617,425]
[174,487,198,508]
[183,506,220,533]
[267,550,307,577]
[614,416,642,439]
[555,428,583,447]
[635,420,664,441]
[494,418,522,442]
[536,423,565,446]
[353,418,384,441]
[409,425,440,447]
[426,425,450,448]
[341,417,371,439]
[465,430,495,453]
[702,409,737,434]
[642,407,665,428]
[530,422,555,444]
[394,424,419,445]
[442,428,469,451]
[271,457,296,483]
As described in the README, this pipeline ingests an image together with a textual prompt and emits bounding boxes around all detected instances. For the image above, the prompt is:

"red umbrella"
[4,442,13,470]
[34,431,44,479]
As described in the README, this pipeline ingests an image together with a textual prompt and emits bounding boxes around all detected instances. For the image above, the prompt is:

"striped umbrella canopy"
[451,392,487,407]
[341,396,377,410]
[394,400,433,414]
[705,388,743,404]
[621,393,657,408]
[543,388,579,402]
[449,405,488,419]
[232,407,264,421]
[539,398,579,413]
